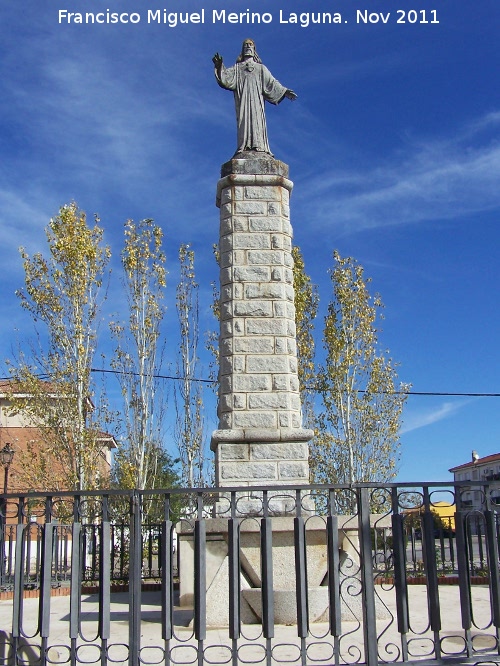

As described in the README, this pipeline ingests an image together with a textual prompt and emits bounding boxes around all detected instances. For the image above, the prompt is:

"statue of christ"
[213,39,297,156]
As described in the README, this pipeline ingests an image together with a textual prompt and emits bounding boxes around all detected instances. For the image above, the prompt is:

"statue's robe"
[216,60,287,155]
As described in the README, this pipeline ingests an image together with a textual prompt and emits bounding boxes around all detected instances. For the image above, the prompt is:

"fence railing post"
[161,494,174,643]
[194,493,207,666]
[12,495,26,664]
[455,499,473,657]
[391,487,409,661]
[327,489,341,666]
[358,486,378,666]
[99,495,111,665]
[129,491,142,666]
[69,496,82,666]
[484,487,500,633]
[422,487,441,659]
[294,498,309,639]
[228,492,241,641]
[39,496,54,666]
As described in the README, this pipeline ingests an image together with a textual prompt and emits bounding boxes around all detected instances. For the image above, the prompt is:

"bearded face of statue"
[241,40,256,60]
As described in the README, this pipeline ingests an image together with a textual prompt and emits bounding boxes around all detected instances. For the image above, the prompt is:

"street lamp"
[0,443,15,494]
[0,443,14,588]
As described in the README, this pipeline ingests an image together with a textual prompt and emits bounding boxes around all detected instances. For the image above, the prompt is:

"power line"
[3,369,499,397]
[305,387,500,397]
[381,391,500,397]
[89,369,500,397]
[90,368,215,384]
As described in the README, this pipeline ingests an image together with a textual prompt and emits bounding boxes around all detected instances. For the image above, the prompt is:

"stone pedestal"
[211,156,313,488]
[178,517,330,625]
[177,515,391,626]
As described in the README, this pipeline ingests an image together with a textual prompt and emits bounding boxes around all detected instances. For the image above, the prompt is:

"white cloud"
[0,190,54,265]
[300,111,500,234]
[401,401,470,435]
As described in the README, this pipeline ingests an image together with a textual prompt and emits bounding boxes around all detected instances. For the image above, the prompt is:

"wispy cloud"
[298,111,500,234]
[0,33,226,263]
[0,189,56,266]
[401,400,471,435]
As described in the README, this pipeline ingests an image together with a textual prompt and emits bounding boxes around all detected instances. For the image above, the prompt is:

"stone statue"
[213,39,297,156]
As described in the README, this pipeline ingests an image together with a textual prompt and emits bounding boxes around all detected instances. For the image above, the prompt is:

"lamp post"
[0,443,15,494]
[0,443,14,588]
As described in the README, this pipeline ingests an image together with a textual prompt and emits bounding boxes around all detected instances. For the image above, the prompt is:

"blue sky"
[0,0,499,482]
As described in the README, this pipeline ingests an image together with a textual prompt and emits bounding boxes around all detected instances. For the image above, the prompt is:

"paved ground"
[0,585,498,664]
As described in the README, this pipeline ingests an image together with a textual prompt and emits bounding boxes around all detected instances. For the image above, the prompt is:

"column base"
[211,427,313,489]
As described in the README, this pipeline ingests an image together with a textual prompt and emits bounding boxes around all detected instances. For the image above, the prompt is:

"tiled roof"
[449,453,500,473]
[0,378,94,408]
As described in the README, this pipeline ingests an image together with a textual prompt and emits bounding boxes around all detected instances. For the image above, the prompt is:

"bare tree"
[311,251,410,488]
[292,245,319,426]
[174,244,206,487]
[110,218,168,490]
[205,244,221,392]
[8,202,110,491]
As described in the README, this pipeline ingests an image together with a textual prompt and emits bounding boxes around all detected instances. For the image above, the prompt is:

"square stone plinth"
[212,428,313,487]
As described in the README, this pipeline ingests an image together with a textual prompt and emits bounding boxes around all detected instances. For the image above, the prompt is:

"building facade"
[0,380,115,493]
[449,451,500,511]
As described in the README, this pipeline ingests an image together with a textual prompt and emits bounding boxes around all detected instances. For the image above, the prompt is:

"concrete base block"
[243,588,329,624]
[178,515,391,625]
[206,556,258,627]
[241,572,389,625]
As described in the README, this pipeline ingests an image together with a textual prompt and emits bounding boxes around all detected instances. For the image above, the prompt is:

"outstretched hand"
[212,53,223,69]
[285,89,297,101]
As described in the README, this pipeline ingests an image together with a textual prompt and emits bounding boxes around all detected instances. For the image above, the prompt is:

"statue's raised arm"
[213,39,296,157]
[212,52,223,72]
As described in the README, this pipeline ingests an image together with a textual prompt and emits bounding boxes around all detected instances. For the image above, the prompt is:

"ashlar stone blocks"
[211,156,312,487]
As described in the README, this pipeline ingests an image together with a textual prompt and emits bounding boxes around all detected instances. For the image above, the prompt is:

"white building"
[449,451,500,511]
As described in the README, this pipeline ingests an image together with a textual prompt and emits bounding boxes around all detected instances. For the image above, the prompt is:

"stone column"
[211,156,313,490]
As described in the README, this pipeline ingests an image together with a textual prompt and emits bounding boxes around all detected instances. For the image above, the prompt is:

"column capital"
[221,156,289,178]
[216,172,293,208]
[211,428,314,451]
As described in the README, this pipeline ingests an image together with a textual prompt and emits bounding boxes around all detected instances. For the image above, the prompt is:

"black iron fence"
[0,482,499,666]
